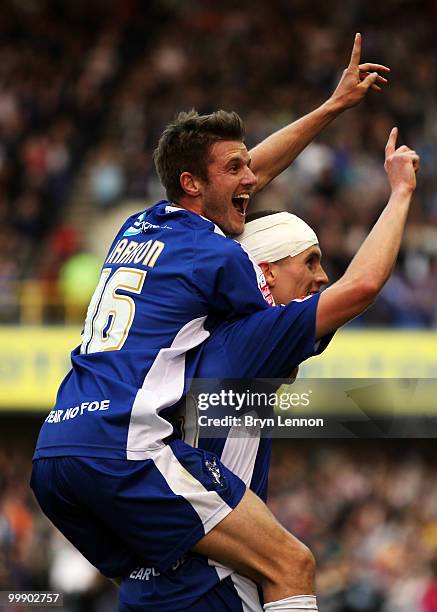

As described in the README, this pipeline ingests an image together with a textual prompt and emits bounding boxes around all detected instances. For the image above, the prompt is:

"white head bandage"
[236,212,319,263]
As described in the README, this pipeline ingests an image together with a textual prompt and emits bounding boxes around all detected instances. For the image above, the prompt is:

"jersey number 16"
[80,267,147,354]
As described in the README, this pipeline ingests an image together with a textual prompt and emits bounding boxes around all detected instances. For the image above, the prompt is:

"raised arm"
[315,128,420,339]
[250,33,390,192]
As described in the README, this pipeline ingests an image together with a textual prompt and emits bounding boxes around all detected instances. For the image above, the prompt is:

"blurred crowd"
[1,437,437,611]
[0,0,133,320]
[104,0,437,328]
[270,441,437,611]
[1,0,436,326]
[0,437,117,612]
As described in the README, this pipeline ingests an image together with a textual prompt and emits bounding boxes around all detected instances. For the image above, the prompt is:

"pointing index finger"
[385,127,398,156]
[348,32,362,67]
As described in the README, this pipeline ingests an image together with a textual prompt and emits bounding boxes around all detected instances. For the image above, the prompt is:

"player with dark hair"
[31,35,390,610]
[118,128,419,610]
[154,109,245,222]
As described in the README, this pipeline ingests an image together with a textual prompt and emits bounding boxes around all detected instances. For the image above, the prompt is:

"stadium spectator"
[98,1,436,329]
[0,0,128,289]
[2,438,437,610]
[1,0,436,328]
[88,144,125,209]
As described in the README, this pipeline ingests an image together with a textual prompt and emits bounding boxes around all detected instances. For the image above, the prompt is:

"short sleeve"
[193,234,272,317]
[196,292,334,378]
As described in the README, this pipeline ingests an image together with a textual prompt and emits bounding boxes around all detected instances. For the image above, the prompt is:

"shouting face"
[199,140,257,235]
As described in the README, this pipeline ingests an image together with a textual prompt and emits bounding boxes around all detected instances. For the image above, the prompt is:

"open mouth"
[232,193,250,215]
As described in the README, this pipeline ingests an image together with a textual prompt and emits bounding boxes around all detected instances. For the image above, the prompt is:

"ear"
[258,261,277,288]
[180,172,202,197]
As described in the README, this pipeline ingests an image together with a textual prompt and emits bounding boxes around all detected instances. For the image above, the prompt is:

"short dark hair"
[153,109,245,203]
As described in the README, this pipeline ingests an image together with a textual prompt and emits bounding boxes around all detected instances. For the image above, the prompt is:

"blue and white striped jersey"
[34,201,272,461]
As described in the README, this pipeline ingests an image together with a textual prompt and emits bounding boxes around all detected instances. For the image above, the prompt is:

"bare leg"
[192,488,315,603]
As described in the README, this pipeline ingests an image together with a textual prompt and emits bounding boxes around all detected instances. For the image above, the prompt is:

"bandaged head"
[236,212,319,263]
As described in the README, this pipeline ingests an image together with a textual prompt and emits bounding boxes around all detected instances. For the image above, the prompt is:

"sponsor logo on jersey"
[123,213,172,237]
[141,220,173,232]
[124,212,147,236]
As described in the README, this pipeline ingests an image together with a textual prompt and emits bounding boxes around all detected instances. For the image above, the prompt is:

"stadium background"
[1,0,436,610]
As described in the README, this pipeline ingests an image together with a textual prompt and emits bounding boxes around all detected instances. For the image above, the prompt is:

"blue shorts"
[30,439,245,578]
[119,560,263,611]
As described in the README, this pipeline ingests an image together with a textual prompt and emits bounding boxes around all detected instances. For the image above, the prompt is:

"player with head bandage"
[118,209,329,611]
[239,211,327,306]
[118,128,419,611]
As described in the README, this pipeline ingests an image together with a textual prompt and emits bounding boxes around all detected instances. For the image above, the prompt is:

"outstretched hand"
[384,127,420,193]
[330,33,390,110]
